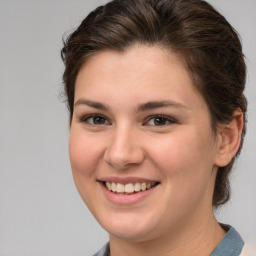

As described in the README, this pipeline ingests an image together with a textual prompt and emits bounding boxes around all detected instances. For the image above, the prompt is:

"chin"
[96,211,160,241]
[106,224,154,241]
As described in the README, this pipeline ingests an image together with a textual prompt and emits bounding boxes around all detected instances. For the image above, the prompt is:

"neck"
[109,212,226,256]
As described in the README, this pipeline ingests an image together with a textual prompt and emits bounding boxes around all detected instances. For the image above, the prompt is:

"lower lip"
[100,182,159,205]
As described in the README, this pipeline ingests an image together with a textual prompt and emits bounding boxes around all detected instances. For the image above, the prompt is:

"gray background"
[0,0,255,255]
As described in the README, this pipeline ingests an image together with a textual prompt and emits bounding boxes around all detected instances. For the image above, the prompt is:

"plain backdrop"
[0,0,255,255]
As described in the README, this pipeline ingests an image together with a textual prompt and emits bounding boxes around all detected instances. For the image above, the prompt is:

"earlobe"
[214,109,244,167]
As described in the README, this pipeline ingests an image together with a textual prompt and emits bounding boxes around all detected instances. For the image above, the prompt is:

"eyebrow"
[74,99,109,111]
[137,100,188,112]
[74,99,187,112]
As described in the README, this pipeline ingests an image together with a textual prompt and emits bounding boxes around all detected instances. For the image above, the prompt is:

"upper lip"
[98,176,160,184]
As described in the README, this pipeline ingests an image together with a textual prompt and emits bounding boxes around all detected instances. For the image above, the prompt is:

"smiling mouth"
[103,181,159,194]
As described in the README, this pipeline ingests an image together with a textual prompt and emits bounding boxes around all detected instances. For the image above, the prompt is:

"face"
[69,46,221,242]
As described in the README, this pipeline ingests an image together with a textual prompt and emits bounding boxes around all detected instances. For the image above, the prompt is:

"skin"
[69,45,243,256]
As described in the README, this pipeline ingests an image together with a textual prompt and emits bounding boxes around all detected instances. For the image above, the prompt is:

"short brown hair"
[61,0,247,207]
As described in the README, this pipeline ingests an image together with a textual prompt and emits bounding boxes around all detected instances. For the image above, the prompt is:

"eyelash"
[144,115,176,126]
[79,114,110,125]
[79,114,176,126]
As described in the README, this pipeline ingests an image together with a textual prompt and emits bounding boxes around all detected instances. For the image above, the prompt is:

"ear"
[214,109,244,167]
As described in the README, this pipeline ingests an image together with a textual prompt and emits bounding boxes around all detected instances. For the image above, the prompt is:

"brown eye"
[82,115,110,125]
[92,116,106,124]
[154,117,168,125]
[145,115,176,126]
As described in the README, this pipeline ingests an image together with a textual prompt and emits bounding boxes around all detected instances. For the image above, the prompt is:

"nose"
[104,126,145,170]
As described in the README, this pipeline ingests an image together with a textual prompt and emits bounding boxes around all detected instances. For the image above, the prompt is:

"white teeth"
[116,183,124,193]
[106,182,111,190]
[124,183,134,193]
[141,183,146,191]
[134,183,140,192]
[105,181,157,194]
[111,183,117,192]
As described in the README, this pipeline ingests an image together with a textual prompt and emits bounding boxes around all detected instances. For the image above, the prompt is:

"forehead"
[75,45,203,105]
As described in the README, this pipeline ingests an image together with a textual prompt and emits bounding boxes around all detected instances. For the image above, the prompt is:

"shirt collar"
[210,225,244,256]
[93,225,244,256]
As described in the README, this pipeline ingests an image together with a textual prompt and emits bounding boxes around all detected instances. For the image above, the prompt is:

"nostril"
[104,145,145,170]
[103,128,145,169]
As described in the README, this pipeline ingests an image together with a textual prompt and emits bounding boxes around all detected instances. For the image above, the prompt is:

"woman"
[61,0,248,255]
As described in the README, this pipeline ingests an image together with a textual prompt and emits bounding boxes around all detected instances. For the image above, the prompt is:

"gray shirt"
[93,225,244,256]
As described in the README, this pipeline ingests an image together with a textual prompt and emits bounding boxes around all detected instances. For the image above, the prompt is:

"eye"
[145,115,176,126]
[81,114,110,125]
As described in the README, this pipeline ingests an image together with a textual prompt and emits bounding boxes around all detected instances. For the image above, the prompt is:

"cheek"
[149,129,216,189]
[69,129,105,189]
[68,130,107,211]
[69,129,99,169]
[148,131,216,220]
